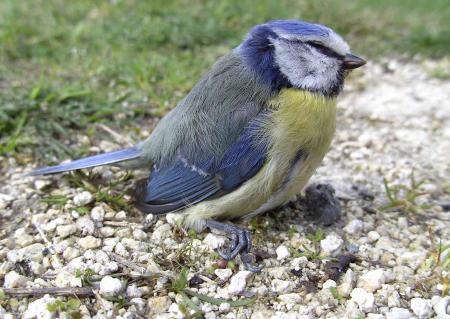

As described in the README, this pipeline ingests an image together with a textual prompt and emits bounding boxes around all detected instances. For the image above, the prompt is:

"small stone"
[203,233,226,250]
[350,288,375,313]
[338,269,356,297]
[100,226,115,237]
[367,314,384,319]
[358,268,387,292]
[115,210,127,220]
[388,291,401,307]
[278,293,302,304]
[62,247,80,261]
[99,276,123,297]
[271,279,293,294]
[0,193,14,209]
[322,279,336,289]
[133,229,147,240]
[228,271,252,296]
[34,179,51,190]
[397,250,427,271]
[23,295,56,319]
[3,271,29,288]
[276,245,291,260]
[397,217,408,228]
[78,235,102,250]
[367,231,380,242]
[73,191,94,206]
[432,296,449,318]
[165,213,183,226]
[215,268,233,281]
[55,270,82,288]
[76,216,95,235]
[91,206,105,222]
[56,224,77,238]
[344,219,364,234]
[219,302,231,313]
[151,223,172,243]
[410,298,432,319]
[147,296,172,317]
[386,307,411,319]
[320,233,344,256]
[7,243,45,263]
[14,228,34,247]
[127,284,143,298]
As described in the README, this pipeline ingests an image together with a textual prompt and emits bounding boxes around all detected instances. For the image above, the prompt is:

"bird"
[29,20,366,272]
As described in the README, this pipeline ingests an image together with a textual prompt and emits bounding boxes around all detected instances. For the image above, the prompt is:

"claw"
[206,219,262,272]
[240,252,261,273]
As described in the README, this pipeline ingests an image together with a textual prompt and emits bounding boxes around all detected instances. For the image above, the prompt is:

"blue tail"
[28,147,142,176]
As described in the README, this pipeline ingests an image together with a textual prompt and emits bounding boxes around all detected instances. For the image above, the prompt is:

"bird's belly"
[182,89,336,229]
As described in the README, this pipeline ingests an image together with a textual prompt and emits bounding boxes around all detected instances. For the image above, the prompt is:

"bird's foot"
[205,220,261,273]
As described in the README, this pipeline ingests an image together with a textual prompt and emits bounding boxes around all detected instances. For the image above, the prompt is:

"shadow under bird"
[30,20,366,272]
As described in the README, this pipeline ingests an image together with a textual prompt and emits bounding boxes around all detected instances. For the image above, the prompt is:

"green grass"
[0,0,449,161]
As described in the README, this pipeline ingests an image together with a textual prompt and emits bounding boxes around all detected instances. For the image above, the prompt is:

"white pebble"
[165,213,183,226]
[0,193,14,209]
[218,302,231,313]
[76,216,95,235]
[228,271,252,296]
[99,276,123,297]
[338,269,356,297]
[56,224,77,238]
[3,271,29,288]
[78,235,102,250]
[367,231,380,242]
[23,295,56,319]
[350,288,375,313]
[388,291,401,307]
[127,284,143,298]
[7,243,45,263]
[115,210,127,220]
[410,298,432,319]
[358,268,387,292]
[271,279,293,294]
[203,233,226,250]
[276,245,291,260]
[320,233,344,256]
[215,268,233,281]
[432,296,449,319]
[55,270,82,288]
[91,206,105,222]
[386,307,411,319]
[322,279,336,289]
[344,219,364,234]
[278,293,302,304]
[73,191,94,206]
[133,229,147,240]
[151,223,172,243]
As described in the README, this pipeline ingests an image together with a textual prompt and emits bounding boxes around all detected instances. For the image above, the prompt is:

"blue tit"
[30,20,366,271]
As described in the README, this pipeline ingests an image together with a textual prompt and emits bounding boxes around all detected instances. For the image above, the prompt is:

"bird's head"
[236,20,366,97]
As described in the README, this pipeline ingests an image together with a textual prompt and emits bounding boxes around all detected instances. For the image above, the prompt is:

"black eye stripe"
[305,41,343,59]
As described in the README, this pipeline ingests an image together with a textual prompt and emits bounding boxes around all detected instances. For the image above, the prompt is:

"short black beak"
[343,53,366,70]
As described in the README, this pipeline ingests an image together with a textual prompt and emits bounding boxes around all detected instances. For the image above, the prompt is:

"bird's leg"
[205,220,261,272]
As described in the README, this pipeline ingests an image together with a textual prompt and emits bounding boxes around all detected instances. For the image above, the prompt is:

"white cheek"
[274,44,340,94]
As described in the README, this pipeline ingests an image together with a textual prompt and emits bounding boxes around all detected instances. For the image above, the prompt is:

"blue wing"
[135,113,268,214]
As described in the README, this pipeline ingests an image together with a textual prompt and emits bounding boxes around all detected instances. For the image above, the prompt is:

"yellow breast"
[261,89,337,207]
[182,89,336,229]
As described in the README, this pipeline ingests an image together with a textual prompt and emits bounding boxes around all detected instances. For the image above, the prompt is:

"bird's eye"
[306,41,326,50]
[306,41,342,58]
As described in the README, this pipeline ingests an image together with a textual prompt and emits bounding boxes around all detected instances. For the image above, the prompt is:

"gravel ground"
[0,58,449,319]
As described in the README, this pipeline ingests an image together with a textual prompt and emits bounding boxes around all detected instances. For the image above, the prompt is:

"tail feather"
[28,147,142,176]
